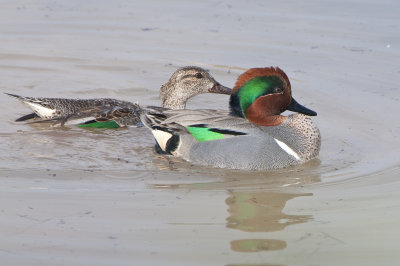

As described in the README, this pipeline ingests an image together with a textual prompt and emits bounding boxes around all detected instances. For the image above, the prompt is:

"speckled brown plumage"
[7,66,231,127]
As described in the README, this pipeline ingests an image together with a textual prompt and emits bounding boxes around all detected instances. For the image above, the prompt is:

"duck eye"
[195,73,203,79]
[273,87,283,93]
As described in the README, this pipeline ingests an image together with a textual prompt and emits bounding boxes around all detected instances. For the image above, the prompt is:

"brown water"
[1,0,400,265]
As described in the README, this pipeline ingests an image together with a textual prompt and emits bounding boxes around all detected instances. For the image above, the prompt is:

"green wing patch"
[186,124,247,142]
[77,121,120,128]
[186,126,225,142]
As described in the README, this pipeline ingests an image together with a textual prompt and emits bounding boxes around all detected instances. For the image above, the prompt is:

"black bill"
[287,98,317,116]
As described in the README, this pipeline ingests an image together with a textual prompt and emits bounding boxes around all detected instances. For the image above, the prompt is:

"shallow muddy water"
[1,0,399,265]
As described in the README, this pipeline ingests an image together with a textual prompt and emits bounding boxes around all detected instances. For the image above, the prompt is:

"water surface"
[1,0,399,265]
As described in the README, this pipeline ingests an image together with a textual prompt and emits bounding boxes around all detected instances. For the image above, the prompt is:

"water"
[1,0,400,265]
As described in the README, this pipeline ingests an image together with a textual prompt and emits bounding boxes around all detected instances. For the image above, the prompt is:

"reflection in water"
[226,192,312,232]
[230,239,286,252]
[226,191,312,253]
[227,264,285,266]
[151,155,322,191]
[149,162,319,255]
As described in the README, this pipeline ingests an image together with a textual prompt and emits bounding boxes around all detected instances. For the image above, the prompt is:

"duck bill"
[209,83,232,95]
[287,98,317,116]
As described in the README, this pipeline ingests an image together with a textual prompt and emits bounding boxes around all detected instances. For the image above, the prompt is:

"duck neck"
[229,93,245,117]
[247,112,287,126]
[161,84,188,110]
[246,97,287,126]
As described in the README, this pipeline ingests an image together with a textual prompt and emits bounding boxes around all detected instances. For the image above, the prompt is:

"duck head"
[229,67,316,126]
[160,66,232,109]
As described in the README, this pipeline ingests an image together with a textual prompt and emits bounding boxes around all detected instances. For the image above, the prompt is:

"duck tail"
[6,93,40,122]
[5,93,36,104]
[140,110,181,155]
[5,93,22,99]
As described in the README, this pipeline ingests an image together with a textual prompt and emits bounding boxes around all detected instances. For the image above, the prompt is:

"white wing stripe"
[274,138,300,161]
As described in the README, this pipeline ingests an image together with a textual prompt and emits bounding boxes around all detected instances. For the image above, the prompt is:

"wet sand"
[1,0,400,265]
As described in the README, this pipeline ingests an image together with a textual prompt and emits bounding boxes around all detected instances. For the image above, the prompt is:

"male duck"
[7,66,231,128]
[141,67,321,170]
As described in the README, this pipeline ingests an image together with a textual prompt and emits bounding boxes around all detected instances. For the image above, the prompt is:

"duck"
[141,67,321,170]
[6,66,231,128]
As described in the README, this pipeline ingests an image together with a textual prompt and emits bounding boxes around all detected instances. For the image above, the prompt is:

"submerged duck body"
[7,66,231,128]
[141,67,321,170]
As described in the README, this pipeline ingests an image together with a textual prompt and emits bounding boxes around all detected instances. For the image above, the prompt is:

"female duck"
[7,66,231,128]
[141,67,321,170]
